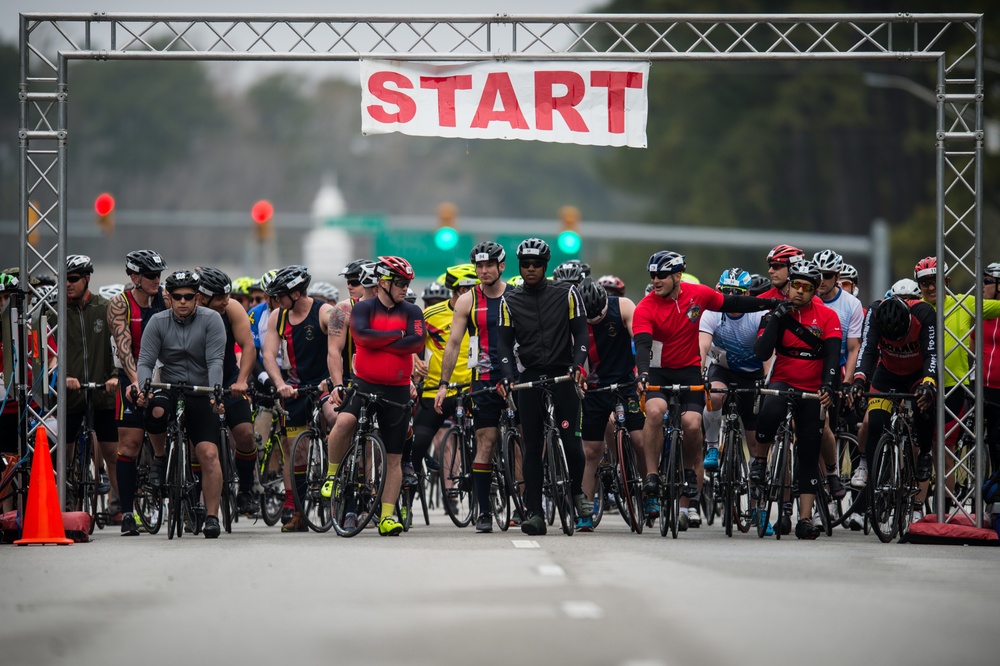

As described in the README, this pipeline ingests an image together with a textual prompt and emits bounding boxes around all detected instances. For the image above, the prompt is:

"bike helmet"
[266,265,311,296]
[231,276,255,296]
[840,263,859,284]
[812,249,844,273]
[358,261,379,289]
[788,261,823,287]
[914,256,939,280]
[422,281,450,304]
[648,250,686,275]
[444,264,479,290]
[307,281,340,302]
[986,262,1000,279]
[766,244,805,266]
[888,278,921,299]
[718,267,752,293]
[552,262,585,284]
[98,283,124,300]
[258,269,278,294]
[125,250,167,274]
[404,287,417,304]
[0,273,20,293]
[578,278,609,321]
[470,241,506,265]
[645,282,655,295]
[597,275,625,296]
[875,297,911,341]
[507,275,524,288]
[375,256,415,281]
[515,238,551,262]
[195,266,232,298]
[559,259,591,278]
[66,254,94,276]
[339,259,374,278]
[748,273,770,296]
[164,269,200,293]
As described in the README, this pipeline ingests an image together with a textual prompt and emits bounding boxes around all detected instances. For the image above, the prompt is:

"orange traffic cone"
[15,425,73,545]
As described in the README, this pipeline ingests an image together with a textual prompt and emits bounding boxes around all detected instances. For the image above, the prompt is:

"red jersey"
[634,283,724,370]
[351,297,424,386]
[979,317,1000,389]
[765,298,842,391]
[758,286,787,301]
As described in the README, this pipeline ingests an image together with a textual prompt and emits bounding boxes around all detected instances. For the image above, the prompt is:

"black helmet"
[66,254,94,276]
[516,238,551,262]
[648,250,686,275]
[748,273,771,296]
[578,278,608,321]
[340,259,374,278]
[164,269,200,293]
[876,297,911,341]
[195,266,231,298]
[422,281,450,304]
[788,261,823,288]
[267,265,311,296]
[125,250,168,274]
[470,241,506,265]
[560,259,591,278]
[552,262,585,284]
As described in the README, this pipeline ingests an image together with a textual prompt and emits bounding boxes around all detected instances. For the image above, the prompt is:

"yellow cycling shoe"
[378,516,403,536]
[320,476,336,499]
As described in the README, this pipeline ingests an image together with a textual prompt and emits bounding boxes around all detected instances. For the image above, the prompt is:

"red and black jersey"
[763,298,842,391]
[123,288,166,362]
[587,297,635,385]
[276,300,329,387]
[633,283,724,370]
[758,285,787,301]
[856,298,937,381]
[351,297,424,386]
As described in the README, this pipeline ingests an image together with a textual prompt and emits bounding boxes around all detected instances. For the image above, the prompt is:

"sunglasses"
[170,292,197,301]
[917,278,936,288]
[520,260,545,269]
[720,287,747,296]
[66,274,86,283]
[789,280,816,293]
[768,262,786,271]
[821,272,838,280]
[649,271,675,280]
[391,277,411,289]
[252,296,266,304]
[141,272,162,280]
[347,279,362,287]
[986,279,1000,287]
[839,280,855,289]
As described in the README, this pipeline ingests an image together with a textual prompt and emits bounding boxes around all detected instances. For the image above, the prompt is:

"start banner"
[360,60,648,148]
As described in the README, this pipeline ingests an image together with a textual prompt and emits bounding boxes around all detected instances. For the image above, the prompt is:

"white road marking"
[537,564,565,577]
[560,600,603,619]
[511,539,540,548]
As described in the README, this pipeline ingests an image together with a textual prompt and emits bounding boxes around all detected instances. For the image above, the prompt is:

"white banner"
[360,60,648,148]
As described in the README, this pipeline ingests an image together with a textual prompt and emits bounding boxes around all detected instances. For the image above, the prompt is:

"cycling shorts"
[337,378,411,455]
[581,385,644,441]
[145,393,221,446]
[470,379,517,430]
[66,408,118,445]
[645,366,705,413]
[116,374,146,430]
[223,394,252,429]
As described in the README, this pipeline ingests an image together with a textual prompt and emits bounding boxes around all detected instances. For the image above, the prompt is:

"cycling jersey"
[819,287,864,366]
[351,297,424,387]
[276,300,330,387]
[758,286,787,301]
[856,299,937,381]
[699,310,766,373]
[248,301,268,353]
[981,316,1000,389]
[342,298,358,381]
[587,296,635,385]
[64,292,116,413]
[498,280,588,378]
[221,310,239,386]
[137,306,226,387]
[926,294,1000,387]
[123,288,167,362]
[634,283,725,370]
[422,298,470,398]
[467,283,510,381]
[759,299,842,391]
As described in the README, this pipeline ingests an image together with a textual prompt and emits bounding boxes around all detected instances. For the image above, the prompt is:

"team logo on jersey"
[627,398,640,413]
[605,322,618,337]
[93,319,104,334]
[686,303,702,323]
[304,324,316,341]
[807,325,822,338]
[414,320,423,336]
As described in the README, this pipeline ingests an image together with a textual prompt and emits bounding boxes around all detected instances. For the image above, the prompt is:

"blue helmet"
[647,251,686,275]
[718,267,751,293]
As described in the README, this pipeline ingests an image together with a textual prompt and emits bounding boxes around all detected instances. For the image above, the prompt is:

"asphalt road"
[2,509,995,666]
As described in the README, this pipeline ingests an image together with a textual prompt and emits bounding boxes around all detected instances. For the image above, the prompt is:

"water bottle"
[614,402,625,424]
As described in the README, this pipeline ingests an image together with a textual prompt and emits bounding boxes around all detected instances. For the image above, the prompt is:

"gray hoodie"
[137,306,226,388]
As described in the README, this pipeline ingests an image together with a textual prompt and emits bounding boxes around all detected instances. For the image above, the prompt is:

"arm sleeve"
[567,286,589,369]
[855,305,878,381]
[387,304,425,355]
[205,312,227,388]
[136,319,161,386]
[720,294,777,313]
[754,313,781,362]
[821,337,841,389]
[916,304,939,379]
[497,298,516,382]
[634,332,653,376]
[350,301,398,349]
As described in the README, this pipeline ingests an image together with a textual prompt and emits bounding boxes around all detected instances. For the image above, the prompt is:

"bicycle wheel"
[134,438,163,535]
[760,433,788,539]
[331,432,387,537]
[730,435,753,534]
[218,430,238,534]
[491,448,512,532]
[502,429,526,525]
[72,432,100,534]
[166,436,186,540]
[829,431,865,528]
[258,439,285,526]
[813,480,834,537]
[398,485,414,532]
[440,426,474,528]
[291,429,333,533]
[869,433,901,543]
[547,432,575,536]
[701,466,717,527]
[615,429,643,534]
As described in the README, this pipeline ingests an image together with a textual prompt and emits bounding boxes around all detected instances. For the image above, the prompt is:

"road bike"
[586,383,644,533]
[288,384,333,532]
[865,391,922,543]
[708,384,758,537]
[250,385,286,526]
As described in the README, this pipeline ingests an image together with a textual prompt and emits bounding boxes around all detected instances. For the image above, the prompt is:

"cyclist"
[261,265,337,532]
[134,270,227,539]
[324,256,423,536]
[636,251,779,529]
[753,261,842,539]
[980,263,1000,474]
[340,259,372,303]
[63,255,120,516]
[434,242,515,531]
[840,264,860,298]
[496,238,592,536]
[307,281,340,305]
[195,267,259,515]
[748,274,770,297]
[596,275,626,298]
[106,249,168,536]
[851,295,938,521]
[553,262,586,286]
[578,277,644,532]
[422,281,450,308]
[760,244,806,300]
[230,276,256,312]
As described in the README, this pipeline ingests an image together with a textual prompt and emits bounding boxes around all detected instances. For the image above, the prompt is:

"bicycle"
[586,383,644,533]
[498,384,526,528]
[65,382,108,534]
[826,396,866,529]
[215,386,239,534]
[642,384,709,539]
[708,384,758,537]
[133,434,163,534]
[328,386,412,537]
[865,391,922,543]
[288,383,333,533]
[438,383,485,528]
[249,385,287,526]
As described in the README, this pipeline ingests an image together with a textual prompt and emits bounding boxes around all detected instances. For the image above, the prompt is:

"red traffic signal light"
[94,193,115,216]
[251,200,274,224]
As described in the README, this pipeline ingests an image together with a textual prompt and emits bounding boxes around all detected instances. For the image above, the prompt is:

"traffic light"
[251,200,274,242]
[557,205,582,255]
[94,193,115,237]
[434,201,459,251]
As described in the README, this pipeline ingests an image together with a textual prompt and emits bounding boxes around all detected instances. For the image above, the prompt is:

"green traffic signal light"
[434,226,459,251]
[557,230,581,255]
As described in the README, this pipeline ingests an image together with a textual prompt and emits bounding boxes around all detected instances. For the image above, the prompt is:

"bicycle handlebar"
[509,374,574,391]
[339,386,414,412]
[77,382,109,391]
[640,384,713,413]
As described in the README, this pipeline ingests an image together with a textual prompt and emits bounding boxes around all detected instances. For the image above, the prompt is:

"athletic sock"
[473,462,492,516]
[381,502,396,522]
[326,462,339,477]
[235,449,256,492]
[117,454,137,514]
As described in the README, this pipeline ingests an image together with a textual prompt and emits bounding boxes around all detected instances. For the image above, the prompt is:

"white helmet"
[887,278,921,299]
[98,283,125,300]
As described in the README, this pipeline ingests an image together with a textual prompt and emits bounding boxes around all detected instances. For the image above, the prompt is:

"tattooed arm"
[107,294,137,384]
[327,299,351,388]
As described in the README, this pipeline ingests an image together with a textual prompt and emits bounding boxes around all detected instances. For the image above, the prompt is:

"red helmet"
[597,274,625,295]
[914,256,938,280]
[375,255,415,281]
[767,244,805,265]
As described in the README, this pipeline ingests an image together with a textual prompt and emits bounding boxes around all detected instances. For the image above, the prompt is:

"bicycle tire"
[417,465,431,526]
[829,431,865,528]
[813,481,834,537]
[660,429,682,539]
[547,431,574,536]
[219,429,237,534]
[258,438,285,526]
[331,432,387,537]
[869,433,901,543]
[492,448,512,532]
[615,429,643,534]
[291,429,333,533]
[731,436,752,534]
[502,429,526,525]
[720,426,737,537]
[440,426,474,528]
[73,431,100,534]
[760,430,788,539]
[701,466,717,527]
[134,438,163,535]
[166,434,185,540]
